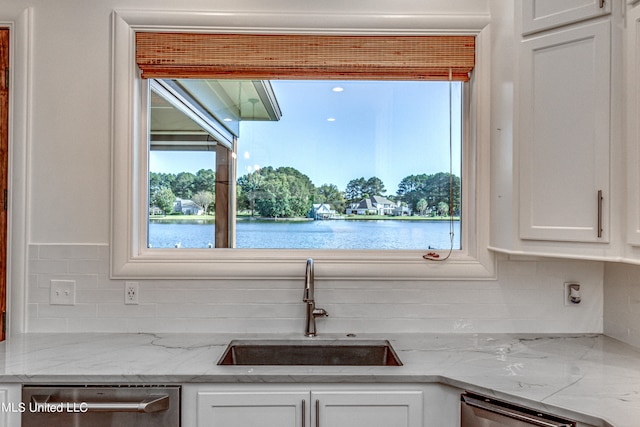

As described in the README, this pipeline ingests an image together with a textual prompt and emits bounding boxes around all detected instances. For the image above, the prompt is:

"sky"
[150,80,462,195]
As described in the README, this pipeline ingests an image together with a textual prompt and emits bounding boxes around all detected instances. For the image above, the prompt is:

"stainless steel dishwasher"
[461,391,576,427]
[22,385,180,427]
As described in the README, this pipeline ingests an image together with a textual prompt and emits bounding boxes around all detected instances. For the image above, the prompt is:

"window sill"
[111,248,496,281]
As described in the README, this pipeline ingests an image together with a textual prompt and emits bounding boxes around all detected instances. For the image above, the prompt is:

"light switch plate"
[50,280,76,305]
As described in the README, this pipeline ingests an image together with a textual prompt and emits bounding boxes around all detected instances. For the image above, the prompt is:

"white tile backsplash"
[26,244,605,334]
[603,262,640,348]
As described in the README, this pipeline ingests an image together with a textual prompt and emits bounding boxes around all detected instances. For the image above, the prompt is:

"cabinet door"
[519,20,610,243]
[522,0,610,35]
[196,391,308,427]
[628,5,640,246]
[312,390,423,427]
[0,385,22,427]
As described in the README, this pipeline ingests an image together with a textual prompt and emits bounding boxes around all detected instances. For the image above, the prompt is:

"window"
[111,10,495,280]
[148,78,463,251]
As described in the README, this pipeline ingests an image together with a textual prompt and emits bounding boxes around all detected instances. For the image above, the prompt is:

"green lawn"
[151,213,459,221]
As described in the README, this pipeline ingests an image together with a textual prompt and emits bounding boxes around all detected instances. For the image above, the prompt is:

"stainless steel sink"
[217,339,402,366]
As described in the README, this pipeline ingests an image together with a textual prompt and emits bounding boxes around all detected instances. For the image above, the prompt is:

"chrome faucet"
[303,258,328,337]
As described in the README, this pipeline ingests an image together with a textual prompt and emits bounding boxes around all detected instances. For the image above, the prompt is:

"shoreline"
[150,215,460,222]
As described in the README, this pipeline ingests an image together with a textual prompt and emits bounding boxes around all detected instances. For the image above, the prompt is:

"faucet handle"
[313,307,328,318]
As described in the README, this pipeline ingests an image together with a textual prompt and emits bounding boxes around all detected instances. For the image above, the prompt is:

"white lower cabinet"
[195,390,307,427]
[183,384,429,427]
[313,390,423,427]
[0,385,22,427]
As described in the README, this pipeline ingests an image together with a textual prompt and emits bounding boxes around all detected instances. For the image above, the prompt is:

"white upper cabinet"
[522,0,611,35]
[519,19,610,243]
[627,4,640,246]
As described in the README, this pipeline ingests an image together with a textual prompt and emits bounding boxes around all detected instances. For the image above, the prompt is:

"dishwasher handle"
[31,394,170,413]
[462,394,575,427]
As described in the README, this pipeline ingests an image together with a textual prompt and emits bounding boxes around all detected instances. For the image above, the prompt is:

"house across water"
[308,204,339,220]
[347,195,410,216]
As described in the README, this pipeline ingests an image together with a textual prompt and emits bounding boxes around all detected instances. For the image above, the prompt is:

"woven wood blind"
[136,33,475,81]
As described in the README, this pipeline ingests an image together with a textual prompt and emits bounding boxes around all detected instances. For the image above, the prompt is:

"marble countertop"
[1,333,639,427]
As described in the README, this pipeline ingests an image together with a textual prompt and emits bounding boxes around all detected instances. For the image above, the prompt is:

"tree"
[277,167,314,216]
[437,201,449,217]
[193,190,215,214]
[149,172,176,194]
[237,166,315,218]
[429,172,461,215]
[173,172,196,199]
[255,174,292,218]
[316,184,346,213]
[363,176,386,197]
[396,172,460,215]
[237,170,265,217]
[345,177,366,203]
[151,186,175,216]
[416,198,428,215]
[345,176,386,204]
[194,169,215,194]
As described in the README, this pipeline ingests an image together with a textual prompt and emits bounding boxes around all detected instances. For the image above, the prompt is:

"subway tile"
[24,243,609,335]
[27,317,68,333]
[67,317,129,333]
[38,303,97,318]
[27,245,38,261]
[68,259,105,275]
[76,289,122,304]
[37,274,98,289]
[37,244,99,260]
[97,303,157,318]
[29,259,68,275]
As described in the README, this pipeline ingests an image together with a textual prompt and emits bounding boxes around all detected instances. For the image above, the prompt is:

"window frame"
[111,9,495,280]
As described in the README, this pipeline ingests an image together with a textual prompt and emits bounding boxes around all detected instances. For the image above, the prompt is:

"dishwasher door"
[461,392,576,427]
[22,385,180,427]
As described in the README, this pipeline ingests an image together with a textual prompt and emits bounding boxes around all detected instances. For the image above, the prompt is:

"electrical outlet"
[125,282,139,305]
[564,282,581,306]
[50,280,76,305]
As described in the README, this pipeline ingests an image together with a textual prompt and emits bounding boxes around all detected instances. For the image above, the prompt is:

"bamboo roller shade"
[136,33,475,81]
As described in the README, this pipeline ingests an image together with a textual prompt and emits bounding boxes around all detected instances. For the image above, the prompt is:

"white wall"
[4,0,609,335]
[604,262,640,348]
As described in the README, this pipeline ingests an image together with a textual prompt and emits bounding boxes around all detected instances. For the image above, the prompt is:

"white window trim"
[111,9,495,280]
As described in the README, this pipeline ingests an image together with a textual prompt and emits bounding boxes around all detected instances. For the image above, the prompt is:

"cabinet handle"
[599,0,605,8]
[302,400,306,427]
[597,190,603,238]
[315,399,320,427]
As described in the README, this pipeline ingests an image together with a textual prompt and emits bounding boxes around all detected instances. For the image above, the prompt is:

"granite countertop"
[1,333,639,427]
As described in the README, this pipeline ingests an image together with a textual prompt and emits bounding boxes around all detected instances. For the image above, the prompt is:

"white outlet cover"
[50,280,76,305]
[564,282,581,306]
[125,281,139,305]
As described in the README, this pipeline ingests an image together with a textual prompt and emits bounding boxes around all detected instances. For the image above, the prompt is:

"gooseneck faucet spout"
[303,258,328,337]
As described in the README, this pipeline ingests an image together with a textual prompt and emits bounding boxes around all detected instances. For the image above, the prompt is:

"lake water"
[149,219,461,250]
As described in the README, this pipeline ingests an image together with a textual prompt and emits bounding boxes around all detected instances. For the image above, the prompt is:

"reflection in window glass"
[149,80,462,250]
